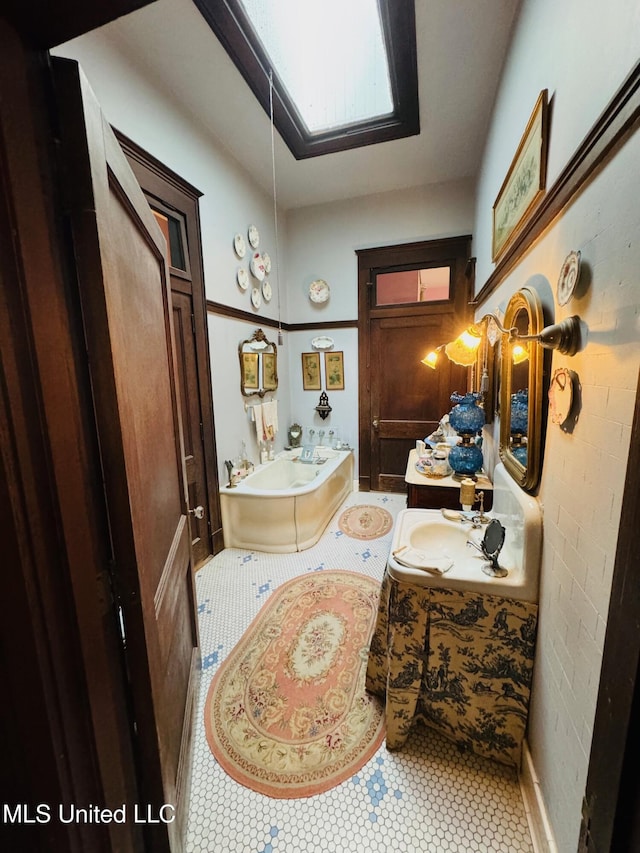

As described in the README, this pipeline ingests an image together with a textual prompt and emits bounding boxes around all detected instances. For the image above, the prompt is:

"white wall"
[473,1,640,849]
[285,181,474,323]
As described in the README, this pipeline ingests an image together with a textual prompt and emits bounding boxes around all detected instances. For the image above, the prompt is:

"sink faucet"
[460,511,483,529]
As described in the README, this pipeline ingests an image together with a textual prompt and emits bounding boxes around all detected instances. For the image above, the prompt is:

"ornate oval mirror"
[499,287,544,492]
[239,328,278,397]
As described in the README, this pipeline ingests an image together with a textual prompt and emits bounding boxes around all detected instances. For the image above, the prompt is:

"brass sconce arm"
[481,313,581,356]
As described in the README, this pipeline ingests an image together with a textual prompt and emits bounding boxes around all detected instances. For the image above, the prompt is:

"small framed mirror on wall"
[239,328,278,397]
[499,287,544,491]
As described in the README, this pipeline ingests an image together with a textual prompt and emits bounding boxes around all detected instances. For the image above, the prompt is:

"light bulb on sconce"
[512,343,529,364]
[421,346,443,369]
[444,326,483,367]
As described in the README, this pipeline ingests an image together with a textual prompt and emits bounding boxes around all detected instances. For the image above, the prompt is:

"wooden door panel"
[370,314,467,491]
[172,290,210,565]
[54,58,196,851]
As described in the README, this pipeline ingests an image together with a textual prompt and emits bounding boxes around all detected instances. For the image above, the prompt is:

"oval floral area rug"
[338,505,393,540]
[204,570,385,798]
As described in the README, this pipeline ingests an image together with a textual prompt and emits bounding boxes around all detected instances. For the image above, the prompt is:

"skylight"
[195,0,419,159]
[238,0,394,135]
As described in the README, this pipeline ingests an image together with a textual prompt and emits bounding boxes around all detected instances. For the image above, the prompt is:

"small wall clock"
[309,279,330,304]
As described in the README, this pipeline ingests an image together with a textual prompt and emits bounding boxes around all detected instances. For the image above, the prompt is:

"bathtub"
[220,449,353,553]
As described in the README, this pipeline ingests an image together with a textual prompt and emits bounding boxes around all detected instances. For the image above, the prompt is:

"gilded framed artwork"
[262,352,277,391]
[241,351,259,389]
[492,89,549,261]
[324,351,345,390]
[301,352,321,391]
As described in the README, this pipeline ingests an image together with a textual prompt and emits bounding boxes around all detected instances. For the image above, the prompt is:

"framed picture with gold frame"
[241,351,259,389]
[301,352,321,390]
[492,89,549,261]
[324,351,345,390]
[262,352,277,391]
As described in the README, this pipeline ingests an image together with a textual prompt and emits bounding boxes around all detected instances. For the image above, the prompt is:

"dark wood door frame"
[579,368,640,852]
[357,236,473,492]
[118,132,223,560]
[1,25,142,851]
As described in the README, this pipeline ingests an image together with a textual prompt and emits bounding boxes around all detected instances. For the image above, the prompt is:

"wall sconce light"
[420,311,581,370]
[484,312,581,356]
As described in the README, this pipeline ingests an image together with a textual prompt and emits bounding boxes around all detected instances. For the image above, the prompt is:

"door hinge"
[191,312,197,335]
[107,559,138,608]
[578,797,592,852]
[200,421,205,444]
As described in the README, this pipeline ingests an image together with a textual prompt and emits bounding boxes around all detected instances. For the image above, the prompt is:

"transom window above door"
[375,266,451,306]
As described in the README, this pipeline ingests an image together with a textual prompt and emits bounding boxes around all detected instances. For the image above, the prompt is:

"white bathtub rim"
[221,450,351,498]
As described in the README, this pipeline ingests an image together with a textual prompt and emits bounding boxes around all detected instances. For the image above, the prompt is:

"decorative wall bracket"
[315,391,332,420]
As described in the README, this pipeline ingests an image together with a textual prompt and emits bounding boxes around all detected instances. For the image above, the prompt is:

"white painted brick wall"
[485,130,640,852]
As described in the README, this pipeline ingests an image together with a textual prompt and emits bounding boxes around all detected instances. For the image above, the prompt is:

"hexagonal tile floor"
[187,490,534,853]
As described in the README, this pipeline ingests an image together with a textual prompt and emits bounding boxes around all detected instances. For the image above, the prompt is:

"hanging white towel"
[253,403,266,443]
[262,400,278,441]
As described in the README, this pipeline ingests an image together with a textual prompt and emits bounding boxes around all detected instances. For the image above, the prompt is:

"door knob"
[189,505,205,520]
[372,418,379,429]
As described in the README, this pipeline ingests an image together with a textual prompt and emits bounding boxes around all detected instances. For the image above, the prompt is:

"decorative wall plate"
[236,267,248,290]
[262,252,272,273]
[248,224,260,248]
[548,367,574,425]
[311,335,334,350]
[233,233,246,259]
[309,279,330,303]
[261,280,272,302]
[250,252,266,281]
[251,286,262,309]
[557,250,581,306]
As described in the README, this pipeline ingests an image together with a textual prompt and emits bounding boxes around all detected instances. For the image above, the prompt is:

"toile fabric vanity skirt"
[365,569,538,767]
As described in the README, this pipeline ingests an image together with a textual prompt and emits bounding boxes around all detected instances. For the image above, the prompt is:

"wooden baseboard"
[519,740,558,853]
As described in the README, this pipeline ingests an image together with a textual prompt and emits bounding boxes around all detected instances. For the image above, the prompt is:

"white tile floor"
[186,490,535,853]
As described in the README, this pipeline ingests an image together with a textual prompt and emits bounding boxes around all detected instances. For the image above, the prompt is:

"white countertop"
[404,449,493,490]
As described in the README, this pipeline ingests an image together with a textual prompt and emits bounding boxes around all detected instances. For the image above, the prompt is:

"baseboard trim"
[520,740,558,853]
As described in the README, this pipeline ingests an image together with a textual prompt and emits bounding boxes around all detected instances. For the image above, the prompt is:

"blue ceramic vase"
[510,389,529,436]
[448,392,485,477]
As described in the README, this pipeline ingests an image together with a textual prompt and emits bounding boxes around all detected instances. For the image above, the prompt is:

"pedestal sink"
[388,462,542,602]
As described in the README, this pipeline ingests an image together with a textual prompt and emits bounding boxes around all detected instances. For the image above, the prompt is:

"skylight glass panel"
[238,0,394,134]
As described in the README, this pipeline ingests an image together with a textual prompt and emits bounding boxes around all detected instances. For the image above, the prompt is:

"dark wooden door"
[119,132,223,566]
[150,198,216,567]
[53,58,198,851]
[171,286,210,565]
[358,237,473,492]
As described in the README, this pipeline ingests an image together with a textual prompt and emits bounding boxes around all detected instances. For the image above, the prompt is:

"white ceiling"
[91,0,521,210]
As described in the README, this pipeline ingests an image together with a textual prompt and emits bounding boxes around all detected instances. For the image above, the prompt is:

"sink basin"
[409,520,472,563]
[388,463,542,602]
